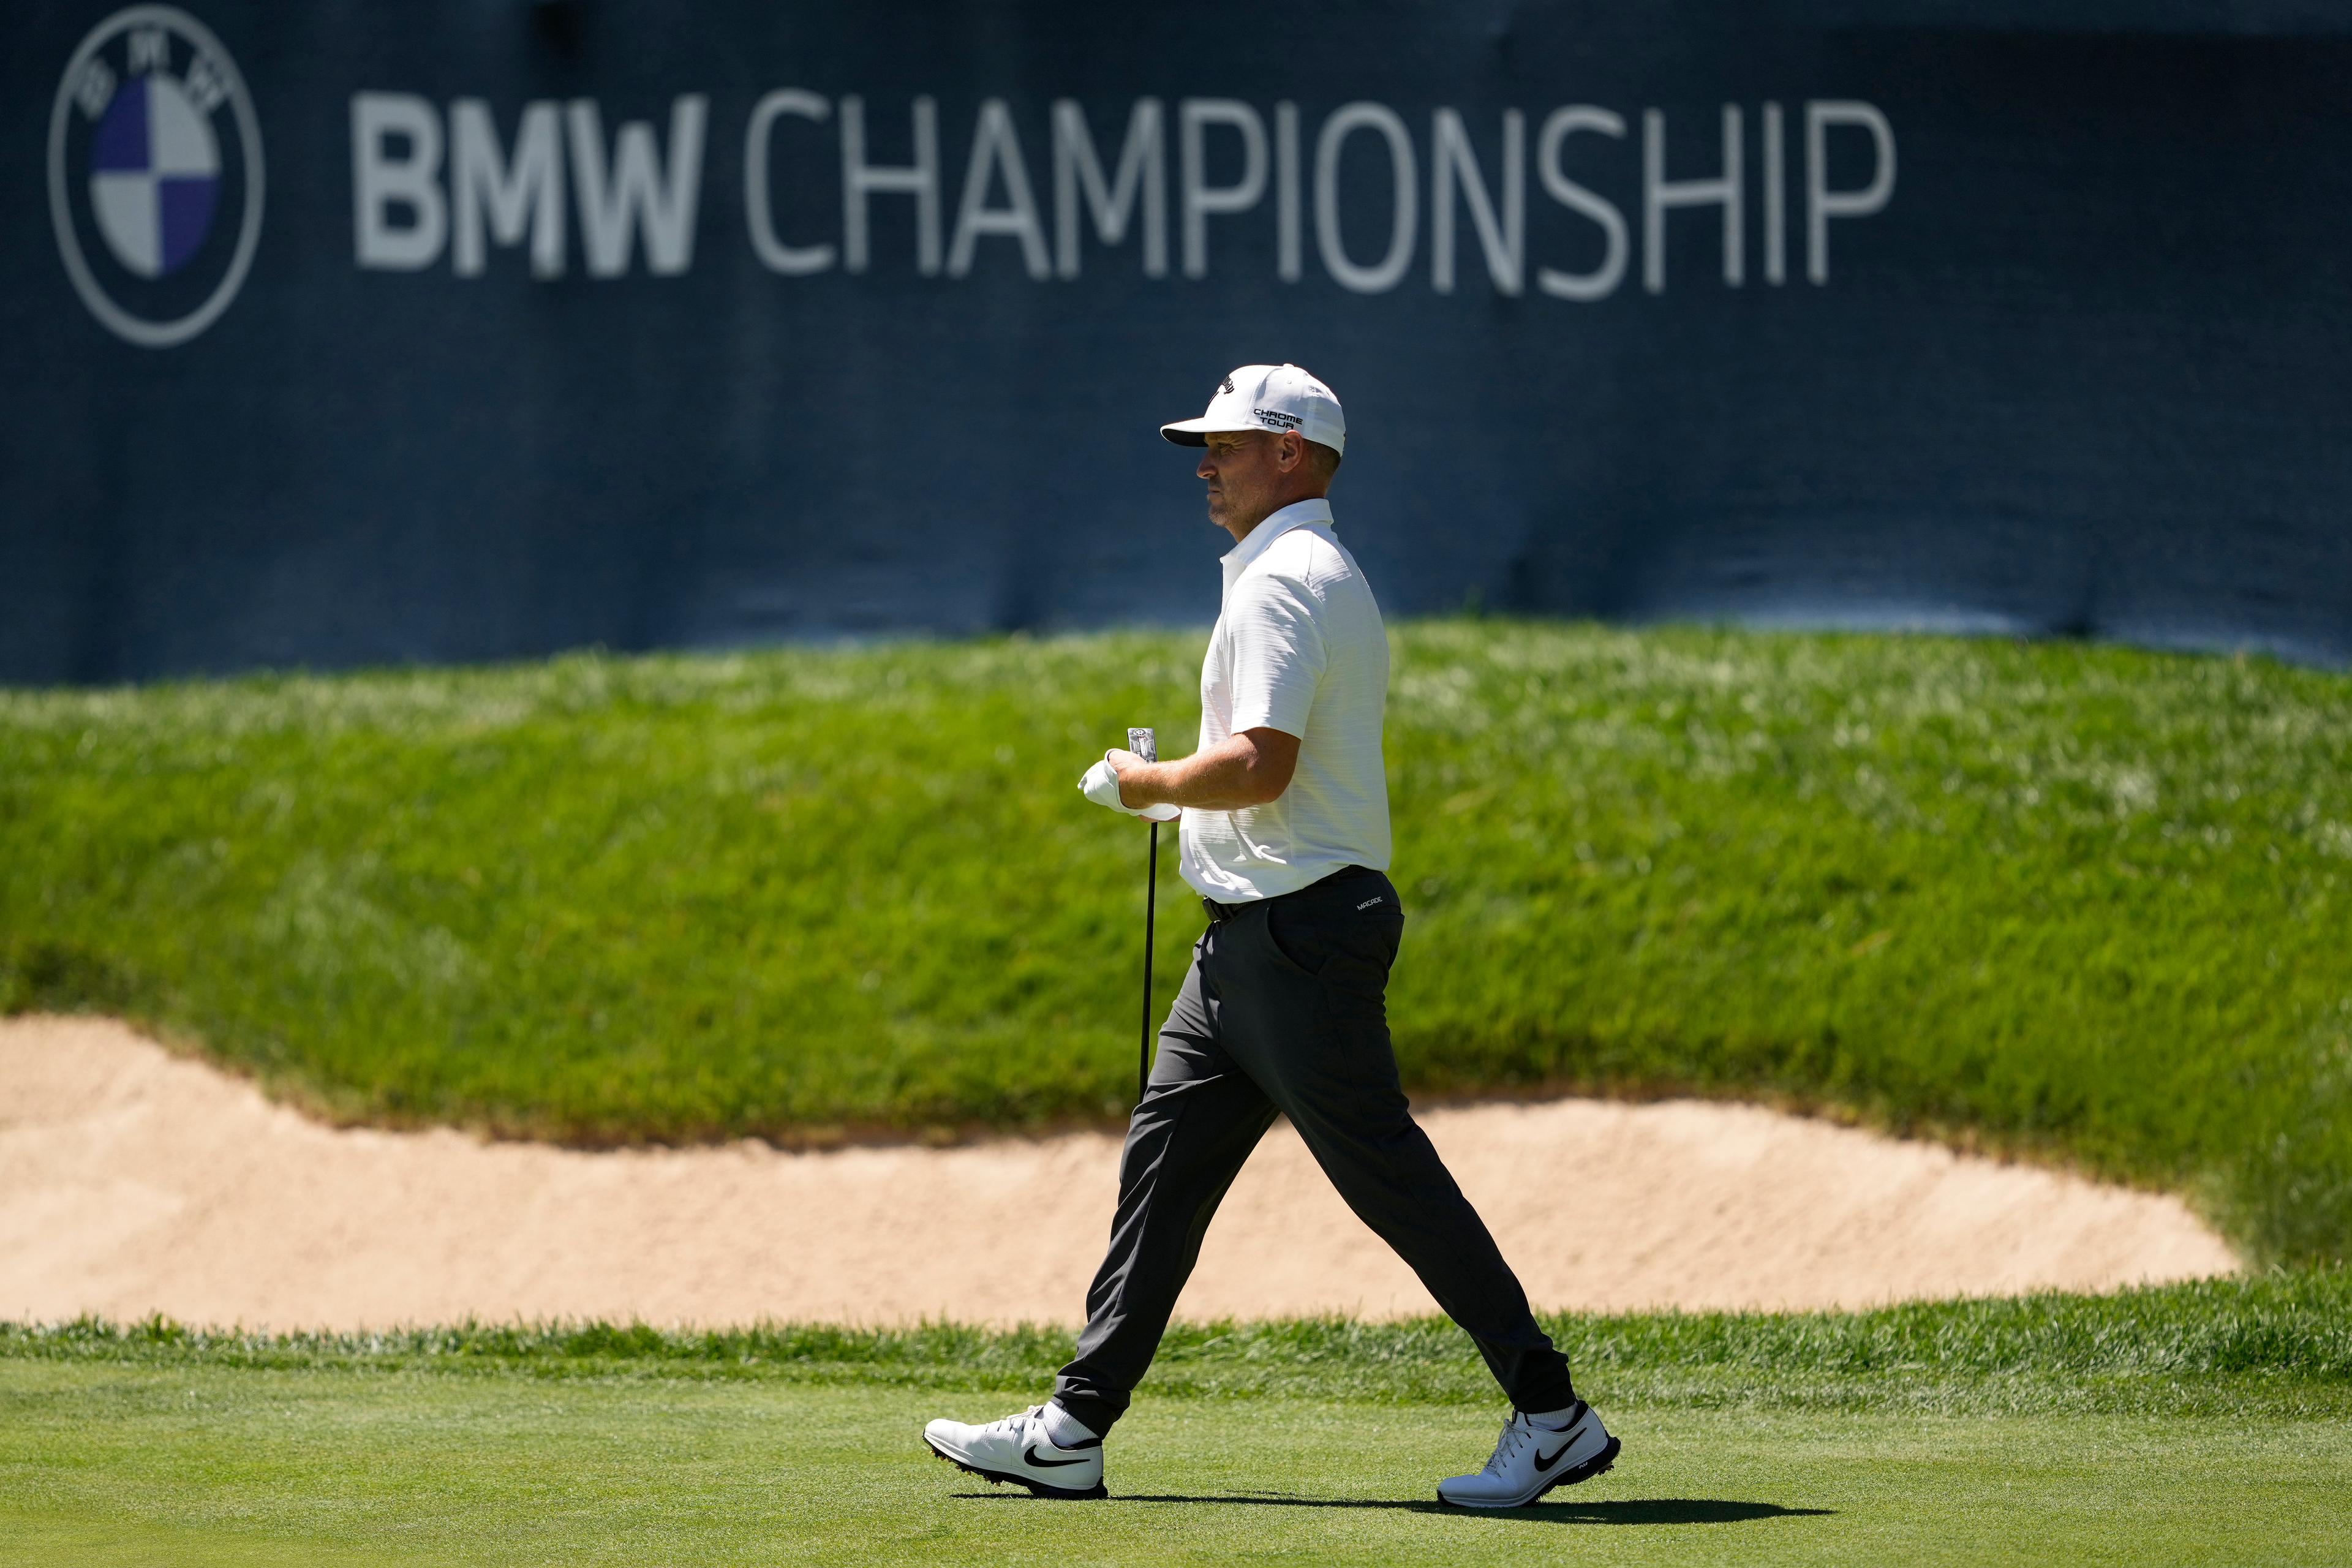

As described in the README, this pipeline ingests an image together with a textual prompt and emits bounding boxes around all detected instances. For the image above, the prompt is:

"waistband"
[1200,864,1379,924]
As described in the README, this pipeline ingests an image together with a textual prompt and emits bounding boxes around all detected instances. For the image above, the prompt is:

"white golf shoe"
[923,1404,1106,1499]
[1436,1402,1619,1509]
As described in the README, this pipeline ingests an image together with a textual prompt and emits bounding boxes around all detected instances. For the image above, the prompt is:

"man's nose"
[1197,453,1215,480]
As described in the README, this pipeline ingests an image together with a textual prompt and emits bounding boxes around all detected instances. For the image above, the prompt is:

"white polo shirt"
[1180,497,1392,902]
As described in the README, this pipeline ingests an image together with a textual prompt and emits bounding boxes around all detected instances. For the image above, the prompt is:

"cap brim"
[1158,415,1251,446]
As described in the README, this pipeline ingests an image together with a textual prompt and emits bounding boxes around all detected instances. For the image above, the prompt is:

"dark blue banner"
[5,1,2350,682]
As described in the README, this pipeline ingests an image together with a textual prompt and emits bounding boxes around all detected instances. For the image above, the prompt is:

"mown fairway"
[10,1372,2351,1568]
[7,1278,2351,1568]
[6,622,2352,1262]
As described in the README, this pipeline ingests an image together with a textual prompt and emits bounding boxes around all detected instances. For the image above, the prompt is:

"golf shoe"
[923,1404,1106,1499]
[1436,1401,1619,1509]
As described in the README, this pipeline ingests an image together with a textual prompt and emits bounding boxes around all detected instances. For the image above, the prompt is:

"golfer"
[924,365,1616,1507]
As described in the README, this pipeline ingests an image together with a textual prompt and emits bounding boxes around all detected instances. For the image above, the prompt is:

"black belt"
[1202,865,1373,924]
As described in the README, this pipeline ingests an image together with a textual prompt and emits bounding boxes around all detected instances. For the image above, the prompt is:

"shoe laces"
[1479,1412,1536,1476]
[984,1405,1045,1438]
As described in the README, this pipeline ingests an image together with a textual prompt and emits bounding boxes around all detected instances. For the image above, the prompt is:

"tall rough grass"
[8,1271,2347,1415]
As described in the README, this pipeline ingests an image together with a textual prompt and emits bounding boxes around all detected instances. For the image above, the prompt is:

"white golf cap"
[1159,363,1346,456]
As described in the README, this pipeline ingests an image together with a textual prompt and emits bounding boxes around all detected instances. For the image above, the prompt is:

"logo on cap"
[1219,374,1235,394]
[48,6,265,347]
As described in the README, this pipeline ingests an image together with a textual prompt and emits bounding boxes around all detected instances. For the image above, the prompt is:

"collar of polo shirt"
[1221,497,1335,600]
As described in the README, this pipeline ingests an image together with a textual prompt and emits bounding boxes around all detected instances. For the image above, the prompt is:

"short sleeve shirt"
[1179,498,1392,902]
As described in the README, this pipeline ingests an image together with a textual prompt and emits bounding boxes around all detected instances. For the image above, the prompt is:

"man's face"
[1197,430,1287,538]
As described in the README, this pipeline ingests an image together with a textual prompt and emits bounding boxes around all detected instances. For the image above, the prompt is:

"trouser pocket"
[1254,875,1405,1084]
[1262,872,1403,981]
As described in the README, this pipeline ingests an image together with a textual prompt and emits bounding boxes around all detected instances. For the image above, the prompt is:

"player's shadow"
[960,1493,1830,1524]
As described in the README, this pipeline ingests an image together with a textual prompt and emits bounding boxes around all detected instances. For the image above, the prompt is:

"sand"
[0,1015,2236,1330]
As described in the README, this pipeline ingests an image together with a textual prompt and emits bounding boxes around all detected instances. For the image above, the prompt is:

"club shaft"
[1139,821,1157,1102]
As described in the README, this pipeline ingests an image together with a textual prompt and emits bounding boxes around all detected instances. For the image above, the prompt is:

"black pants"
[1053,864,1577,1434]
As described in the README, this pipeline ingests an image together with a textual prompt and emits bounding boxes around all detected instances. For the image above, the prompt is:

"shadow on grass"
[959,1492,1830,1524]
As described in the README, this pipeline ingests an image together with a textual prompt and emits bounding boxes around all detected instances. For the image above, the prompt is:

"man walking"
[924,365,1616,1508]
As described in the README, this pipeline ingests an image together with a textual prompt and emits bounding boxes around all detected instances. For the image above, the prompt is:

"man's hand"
[1104,747,1155,809]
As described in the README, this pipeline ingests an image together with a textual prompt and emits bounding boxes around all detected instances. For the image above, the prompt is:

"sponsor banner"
[2,1,2349,680]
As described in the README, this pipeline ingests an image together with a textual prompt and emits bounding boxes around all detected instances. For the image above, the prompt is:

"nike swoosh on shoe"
[1022,1444,1096,1468]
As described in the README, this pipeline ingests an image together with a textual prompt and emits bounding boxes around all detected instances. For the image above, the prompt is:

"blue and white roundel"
[47,6,264,348]
[89,72,221,278]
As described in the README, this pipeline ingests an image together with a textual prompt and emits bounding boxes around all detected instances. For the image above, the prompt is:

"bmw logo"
[47,6,264,348]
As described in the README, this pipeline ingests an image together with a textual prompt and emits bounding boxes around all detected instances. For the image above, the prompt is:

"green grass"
[7,1281,2352,1567]
[9,1272,2348,1418]
[6,623,2352,1262]
[9,1378,2350,1568]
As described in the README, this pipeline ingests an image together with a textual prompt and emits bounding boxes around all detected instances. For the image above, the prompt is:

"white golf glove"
[1080,758,1180,821]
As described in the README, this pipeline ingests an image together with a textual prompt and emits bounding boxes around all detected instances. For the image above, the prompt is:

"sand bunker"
[0,1016,2234,1330]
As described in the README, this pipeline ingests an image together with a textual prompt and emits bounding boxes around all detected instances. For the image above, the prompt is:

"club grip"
[1126,727,1157,763]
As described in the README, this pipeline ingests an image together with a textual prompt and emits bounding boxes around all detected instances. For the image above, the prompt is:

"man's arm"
[1105,727,1299,812]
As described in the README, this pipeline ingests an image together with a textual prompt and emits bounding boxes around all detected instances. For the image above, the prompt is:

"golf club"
[1128,726,1158,1104]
